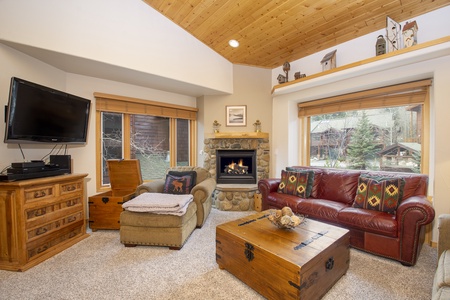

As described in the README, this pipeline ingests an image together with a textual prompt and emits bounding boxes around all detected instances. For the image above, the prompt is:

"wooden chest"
[216,210,350,300]
[88,160,142,231]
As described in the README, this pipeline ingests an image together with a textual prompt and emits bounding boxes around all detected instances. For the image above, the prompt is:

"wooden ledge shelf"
[205,132,269,139]
[272,36,450,94]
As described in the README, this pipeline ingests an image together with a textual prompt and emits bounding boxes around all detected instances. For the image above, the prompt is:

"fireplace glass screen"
[216,149,256,184]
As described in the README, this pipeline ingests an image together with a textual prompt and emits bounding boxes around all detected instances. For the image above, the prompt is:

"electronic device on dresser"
[1,77,90,181]
[4,77,91,144]
[0,155,72,182]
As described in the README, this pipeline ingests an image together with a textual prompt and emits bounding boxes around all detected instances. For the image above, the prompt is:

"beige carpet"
[0,209,437,299]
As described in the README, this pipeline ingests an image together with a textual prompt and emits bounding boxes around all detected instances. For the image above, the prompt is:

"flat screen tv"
[4,77,91,144]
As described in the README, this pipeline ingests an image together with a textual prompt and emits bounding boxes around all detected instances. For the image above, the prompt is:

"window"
[95,93,197,189]
[299,80,431,173]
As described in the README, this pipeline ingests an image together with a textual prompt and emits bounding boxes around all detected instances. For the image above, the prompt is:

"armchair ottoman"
[135,166,216,228]
[120,201,197,250]
[119,166,216,250]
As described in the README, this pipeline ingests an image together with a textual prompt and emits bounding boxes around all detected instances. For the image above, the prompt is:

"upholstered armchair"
[135,166,216,227]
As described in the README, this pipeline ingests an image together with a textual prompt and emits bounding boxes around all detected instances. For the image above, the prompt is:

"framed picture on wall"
[226,105,247,126]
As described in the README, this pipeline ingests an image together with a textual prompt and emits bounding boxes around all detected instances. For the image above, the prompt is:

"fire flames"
[225,159,248,175]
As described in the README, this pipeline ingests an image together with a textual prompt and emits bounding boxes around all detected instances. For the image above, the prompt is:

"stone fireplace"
[203,132,269,211]
[216,149,257,184]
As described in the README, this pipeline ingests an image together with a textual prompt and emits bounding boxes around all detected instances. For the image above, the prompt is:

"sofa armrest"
[191,177,216,227]
[191,177,216,204]
[135,180,164,195]
[396,195,435,226]
[438,214,450,259]
[396,195,435,264]
[258,178,281,210]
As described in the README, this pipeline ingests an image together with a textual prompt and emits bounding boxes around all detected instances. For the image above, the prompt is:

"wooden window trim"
[94,93,198,191]
[298,79,431,175]
[298,79,432,117]
[94,92,198,120]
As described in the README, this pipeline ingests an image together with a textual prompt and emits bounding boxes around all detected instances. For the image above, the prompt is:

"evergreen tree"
[346,112,377,170]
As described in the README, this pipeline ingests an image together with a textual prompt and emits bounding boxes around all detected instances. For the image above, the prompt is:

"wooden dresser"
[0,173,89,271]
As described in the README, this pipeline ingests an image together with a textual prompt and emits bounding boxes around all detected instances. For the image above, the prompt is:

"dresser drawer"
[24,184,55,203]
[25,196,83,228]
[26,211,83,242]
[27,221,83,260]
[59,180,83,196]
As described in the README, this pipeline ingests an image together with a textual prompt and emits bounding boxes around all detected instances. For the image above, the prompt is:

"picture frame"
[226,105,247,127]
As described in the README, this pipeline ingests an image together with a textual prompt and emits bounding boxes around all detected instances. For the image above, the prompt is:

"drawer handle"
[35,227,48,236]
[66,185,76,191]
[37,245,48,254]
[34,209,46,217]
[34,191,46,198]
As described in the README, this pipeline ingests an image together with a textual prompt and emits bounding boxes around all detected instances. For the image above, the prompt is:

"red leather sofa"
[258,166,435,266]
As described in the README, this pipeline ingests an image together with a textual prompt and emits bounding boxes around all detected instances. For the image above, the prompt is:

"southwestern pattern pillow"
[163,171,196,194]
[285,167,315,198]
[277,170,313,198]
[353,176,405,214]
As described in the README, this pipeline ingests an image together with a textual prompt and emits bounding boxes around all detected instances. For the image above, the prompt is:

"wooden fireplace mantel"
[205,132,269,139]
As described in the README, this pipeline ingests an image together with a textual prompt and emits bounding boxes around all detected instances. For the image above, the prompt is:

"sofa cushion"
[277,170,314,198]
[296,198,347,222]
[353,176,405,214]
[266,192,304,211]
[163,171,196,194]
[318,169,360,204]
[337,207,397,237]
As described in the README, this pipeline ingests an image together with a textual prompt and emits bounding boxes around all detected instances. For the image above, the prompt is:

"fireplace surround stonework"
[202,132,270,211]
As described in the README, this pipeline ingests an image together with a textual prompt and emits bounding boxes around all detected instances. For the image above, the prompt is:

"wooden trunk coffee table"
[216,210,350,300]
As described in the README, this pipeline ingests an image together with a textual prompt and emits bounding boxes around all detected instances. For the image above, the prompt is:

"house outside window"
[310,105,422,172]
[299,79,431,174]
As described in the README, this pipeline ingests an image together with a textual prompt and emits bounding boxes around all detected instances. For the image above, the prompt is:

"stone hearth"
[202,132,269,211]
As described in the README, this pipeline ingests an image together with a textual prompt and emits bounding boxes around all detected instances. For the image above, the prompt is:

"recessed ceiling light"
[229,39,239,48]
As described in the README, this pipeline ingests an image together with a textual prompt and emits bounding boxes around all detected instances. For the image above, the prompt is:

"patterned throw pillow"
[353,176,405,214]
[277,170,313,198]
[285,167,315,198]
[163,171,196,194]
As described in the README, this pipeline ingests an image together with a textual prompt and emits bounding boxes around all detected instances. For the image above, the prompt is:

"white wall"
[0,44,197,197]
[198,64,272,169]
[0,0,233,94]
[201,64,272,135]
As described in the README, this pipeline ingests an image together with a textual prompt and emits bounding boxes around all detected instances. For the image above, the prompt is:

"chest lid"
[107,159,143,191]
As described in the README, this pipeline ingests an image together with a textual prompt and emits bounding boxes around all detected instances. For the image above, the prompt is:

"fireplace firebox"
[216,149,256,184]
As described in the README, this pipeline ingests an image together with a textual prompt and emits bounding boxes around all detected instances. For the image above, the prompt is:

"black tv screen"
[4,77,91,144]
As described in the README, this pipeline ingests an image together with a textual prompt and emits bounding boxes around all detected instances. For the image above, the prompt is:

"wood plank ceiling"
[143,0,449,69]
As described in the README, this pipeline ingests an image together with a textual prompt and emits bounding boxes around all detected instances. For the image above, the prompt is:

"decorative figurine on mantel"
[376,35,386,56]
[212,120,221,133]
[277,74,286,84]
[321,50,337,71]
[283,61,291,82]
[253,119,261,132]
[386,16,402,52]
[403,20,418,48]
[294,71,306,80]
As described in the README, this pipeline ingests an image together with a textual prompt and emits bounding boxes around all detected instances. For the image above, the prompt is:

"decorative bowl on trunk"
[268,207,305,229]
